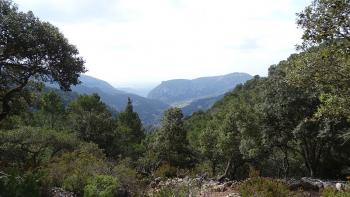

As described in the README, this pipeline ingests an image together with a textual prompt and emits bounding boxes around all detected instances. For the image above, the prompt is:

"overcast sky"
[15,0,311,88]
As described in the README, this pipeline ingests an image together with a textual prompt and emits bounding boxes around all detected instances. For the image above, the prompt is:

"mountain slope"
[79,75,126,94]
[47,75,169,125]
[147,72,252,106]
[71,84,169,125]
[181,94,224,116]
[73,76,169,125]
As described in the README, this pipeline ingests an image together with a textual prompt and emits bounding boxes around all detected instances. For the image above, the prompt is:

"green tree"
[198,126,221,176]
[46,143,108,196]
[297,0,350,49]
[0,0,85,122]
[294,0,350,134]
[117,97,144,159]
[153,108,194,169]
[0,127,79,170]
[67,94,118,157]
[35,91,66,129]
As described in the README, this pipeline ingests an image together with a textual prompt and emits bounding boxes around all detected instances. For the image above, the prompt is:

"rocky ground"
[148,176,348,197]
[149,176,241,197]
[48,177,348,197]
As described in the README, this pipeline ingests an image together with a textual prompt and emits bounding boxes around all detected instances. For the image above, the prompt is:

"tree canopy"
[0,0,85,122]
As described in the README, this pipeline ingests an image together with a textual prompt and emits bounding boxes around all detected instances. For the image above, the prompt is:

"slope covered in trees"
[0,0,350,196]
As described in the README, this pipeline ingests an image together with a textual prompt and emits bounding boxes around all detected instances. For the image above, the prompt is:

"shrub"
[239,177,290,197]
[83,175,119,197]
[46,143,107,195]
[190,161,212,177]
[322,186,350,197]
[112,158,144,195]
[0,171,44,197]
[150,185,195,197]
[0,127,79,170]
[154,163,177,178]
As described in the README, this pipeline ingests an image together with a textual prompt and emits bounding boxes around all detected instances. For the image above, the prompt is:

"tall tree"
[297,0,350,49]
[153,108,194,168]
[36,91,65,129]
[0,0,85,122]
[293,0,350,144]
[67,94,118,157]
[118,97,144,144]
[117,97,144,159]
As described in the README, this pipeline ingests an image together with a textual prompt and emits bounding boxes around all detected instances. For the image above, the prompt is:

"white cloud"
[15,0,311,87]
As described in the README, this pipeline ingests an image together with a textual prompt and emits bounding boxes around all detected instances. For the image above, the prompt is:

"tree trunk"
[218,158,232,182]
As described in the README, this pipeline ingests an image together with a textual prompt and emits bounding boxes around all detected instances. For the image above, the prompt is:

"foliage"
[239,177,290,197]
[46,143,107,195]
[112,158,143,194]
[150,185,196,197]
[152,108,195,169]
[83,175,119,197]
[0,171,44,197]
[322,186,350,197]
[154,163,177,178]
[117,97,145,159]
[34,91,66,129]
[297,0,350,49]
[0,0,85,121]
[0,127,79,170]
[67,94,118,157]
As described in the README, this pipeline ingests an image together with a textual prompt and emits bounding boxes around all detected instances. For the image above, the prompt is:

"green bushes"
[239,177,290,197]
[112,159,141,191]
[0,171,44,197]
[46,143,108,195]
[154,163,177,178]
[322,186,350,197]
[83,175,119,197]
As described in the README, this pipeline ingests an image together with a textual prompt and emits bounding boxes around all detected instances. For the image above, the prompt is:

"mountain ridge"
[147,72,252,106]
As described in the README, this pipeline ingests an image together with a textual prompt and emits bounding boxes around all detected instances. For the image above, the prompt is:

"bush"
[83,175,119,197]
[112,158,144,195]
[0,171,44,197]
[150,185,195,197]
[239,177,290,197]
[322,186,350,197]
[46,143,107,195]
[154,163,177,178]
[190,161,212,177]
[0,127,79,169]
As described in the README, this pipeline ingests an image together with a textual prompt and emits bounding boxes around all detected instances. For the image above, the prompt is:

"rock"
[225,193,241,197]
[300,177,323,190]
[286,178,302,190]
[49,187,76,197]
[336,182,345,191]
[155,177,162,184]
[211,184,227,192]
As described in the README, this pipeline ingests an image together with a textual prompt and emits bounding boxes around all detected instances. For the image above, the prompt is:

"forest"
[0,0,349,196]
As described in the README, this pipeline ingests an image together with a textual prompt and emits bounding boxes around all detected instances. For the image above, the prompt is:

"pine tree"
[154,108,194,168]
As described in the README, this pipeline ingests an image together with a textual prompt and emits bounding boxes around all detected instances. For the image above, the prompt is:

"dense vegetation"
[0,0,349,196]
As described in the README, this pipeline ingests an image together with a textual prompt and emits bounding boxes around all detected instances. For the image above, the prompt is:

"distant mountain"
[47,75,169,125]
[181,94,224,116]
[79,75,126,95]
[148,72,252,106]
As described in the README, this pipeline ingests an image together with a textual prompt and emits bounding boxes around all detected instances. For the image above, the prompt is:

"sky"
[15,0,311,88]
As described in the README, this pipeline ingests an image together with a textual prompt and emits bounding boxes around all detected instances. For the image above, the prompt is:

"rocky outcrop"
[48,187,76,197]
[149,176,241,197]
[284,177,348,191]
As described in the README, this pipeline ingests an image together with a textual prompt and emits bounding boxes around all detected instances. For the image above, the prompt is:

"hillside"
[46,75,169,125]
[181,94,224,116]
[147,72,252,106]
